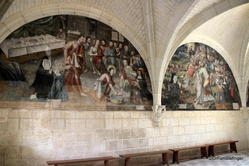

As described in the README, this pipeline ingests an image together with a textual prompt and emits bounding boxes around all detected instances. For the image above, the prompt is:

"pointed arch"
[157,1,249,106]
[0,4,154,110]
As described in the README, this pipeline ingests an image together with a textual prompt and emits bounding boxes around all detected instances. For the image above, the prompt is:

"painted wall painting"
[162,43,241,110]
[0,15,153,110]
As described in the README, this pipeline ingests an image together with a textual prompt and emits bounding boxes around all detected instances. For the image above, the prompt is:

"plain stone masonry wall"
[0,108,248,166]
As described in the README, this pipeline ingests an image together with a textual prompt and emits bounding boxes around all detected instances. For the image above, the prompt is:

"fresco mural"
[162,43,241,110]
[0,15,152,110]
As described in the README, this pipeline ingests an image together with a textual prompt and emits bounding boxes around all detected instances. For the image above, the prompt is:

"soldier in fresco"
[64,36,87,96]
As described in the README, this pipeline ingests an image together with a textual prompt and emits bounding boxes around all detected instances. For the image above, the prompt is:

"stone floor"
[169,151,249,166]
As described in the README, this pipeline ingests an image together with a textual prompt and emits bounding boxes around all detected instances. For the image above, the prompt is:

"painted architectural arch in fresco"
[0,15,152,110]
[162,43,241,110]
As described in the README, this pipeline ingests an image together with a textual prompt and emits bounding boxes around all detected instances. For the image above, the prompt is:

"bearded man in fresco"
[104,41,116,67]
[64,36,87,96]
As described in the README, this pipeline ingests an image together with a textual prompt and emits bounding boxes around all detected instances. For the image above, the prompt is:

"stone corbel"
[152,105,166,127]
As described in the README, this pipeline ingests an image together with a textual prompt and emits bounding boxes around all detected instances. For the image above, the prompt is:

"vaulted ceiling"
[0,0,249,105]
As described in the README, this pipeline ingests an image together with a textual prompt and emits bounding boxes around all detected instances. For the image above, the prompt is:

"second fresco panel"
[162,42,241,110]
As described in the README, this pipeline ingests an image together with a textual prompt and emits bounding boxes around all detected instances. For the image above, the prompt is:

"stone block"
[122,138,148,149]
[63,111,76,119]
[105,140,122,151]
[22,130,52,146]
[138,119,153,128]
[21,146,35,159]
[173,126,185,136]
[7,119,19,131]
[0,122,8,131]
[5,159,27,166]
[185,125,196,134]
[5,146,21,159]
[86,119,105,129]
[20,119,41,130]
[50,119,65,130]
[96,129,114,140]
[114,112,131,119]
[153,137,167,145]
[122,119,138,129]
[169,118,179,126]
[114,129,131,139]
[179,118,190,126]
[18,110,32,118]
[168,135,179,145]
[0,132,22,146]
[65,119,85,130]
[105,119,122,129]
[131,128,146,138]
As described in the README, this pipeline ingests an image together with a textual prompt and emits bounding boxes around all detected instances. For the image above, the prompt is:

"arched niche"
[161,42,241,110]
[0,15,153,111]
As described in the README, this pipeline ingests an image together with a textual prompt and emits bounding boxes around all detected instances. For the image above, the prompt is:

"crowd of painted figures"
[162,43,240,109]
[32,35,152,104]
[0,15,242,110]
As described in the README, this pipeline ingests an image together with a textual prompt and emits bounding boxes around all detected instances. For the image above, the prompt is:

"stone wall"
[0,108,248,166]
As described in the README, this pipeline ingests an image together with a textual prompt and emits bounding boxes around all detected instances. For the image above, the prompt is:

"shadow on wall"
[0,146,5,166]
[0,145,49,166]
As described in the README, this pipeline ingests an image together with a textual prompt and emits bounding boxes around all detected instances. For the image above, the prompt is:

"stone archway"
[156,1,249,106]
[0,1,156,109]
